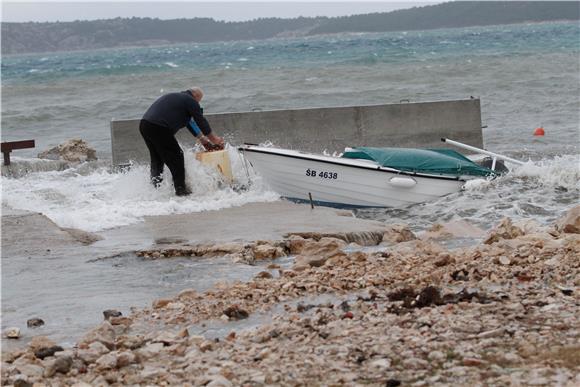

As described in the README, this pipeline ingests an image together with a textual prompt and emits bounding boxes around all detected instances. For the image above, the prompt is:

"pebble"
[152,298,172,309]
[116,351,136,368]
[5,327,21,339]
[370,358,391,368]
[462,357,485,367]
[477,328,504,339]
[34,345,64,360]
[103,309,122,320]
[206,375,233,387]
[255,271,273,279]
[26,318,45,328]
[13,379,33,387]
[428,350,446,362]
[44,356,72,377]
[95,352,117,370]
[15,364,44,378]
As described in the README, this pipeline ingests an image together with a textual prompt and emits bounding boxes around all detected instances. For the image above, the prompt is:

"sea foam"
[2,147,279,232]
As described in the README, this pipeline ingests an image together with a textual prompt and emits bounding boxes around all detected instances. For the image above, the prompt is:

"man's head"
[189,87,204,102]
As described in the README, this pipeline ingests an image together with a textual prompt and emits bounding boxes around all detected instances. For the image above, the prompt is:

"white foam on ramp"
[2,147,279,232]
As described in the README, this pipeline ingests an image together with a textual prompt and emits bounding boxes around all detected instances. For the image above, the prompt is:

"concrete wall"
[111,98,482,166]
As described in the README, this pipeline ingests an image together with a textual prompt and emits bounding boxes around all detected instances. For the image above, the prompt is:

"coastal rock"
[428,350,446,362]
[421,220,485,240]
[140,365,165,380]
[382,224,417,243]
[204,242,246,256]
[512,219,547,235]
[109,316,132,326]
[555,205,580,234]
[176,328,189,339]
[78,321,116,350]
[462,357,486,367]
[293,237,347,269]
[152,298,172,309]
[38,138,97,162]
[339,230,384,245]
[89,341,111,355]
[151,331,180,345]
[13,379,33,387]
[177,288,198,300]
[370,358,391,368]
[253,243,286,259]
[199,341,214,352]
[95,352,117,370]
[15,363,44,378]
[389,239,445,256]
[34,346,64,360]
[136,342,164,360]
[4,327,21,339]
[287,235,307,254]
[116,335,145,350]
[116,351,136,368]
[44,355,72,377]
[223,305,249,320]
[4,207,578,386]
[103,309,122,320]
[76,350,99,365]
[434,253,455,267]
[28,336,57,353]
[255,271,273,279]
[206,375,233,387]
[26,318,45,328]
[484,218,524,244]
[77,341,111,364]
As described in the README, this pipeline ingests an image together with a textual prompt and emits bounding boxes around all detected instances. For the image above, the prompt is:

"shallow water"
[1,253,281,351]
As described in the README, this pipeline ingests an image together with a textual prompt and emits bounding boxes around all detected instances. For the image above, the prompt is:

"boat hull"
[239,146,465,208]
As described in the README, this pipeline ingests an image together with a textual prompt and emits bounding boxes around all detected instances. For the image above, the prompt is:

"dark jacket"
[142,90,212,136]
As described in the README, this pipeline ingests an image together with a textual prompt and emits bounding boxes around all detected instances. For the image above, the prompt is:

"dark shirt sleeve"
[187,99,212,136]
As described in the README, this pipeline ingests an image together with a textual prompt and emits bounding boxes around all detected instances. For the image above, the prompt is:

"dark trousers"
[139,120,186,190]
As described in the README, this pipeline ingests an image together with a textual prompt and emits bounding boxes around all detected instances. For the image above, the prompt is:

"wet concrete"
[96,201,387,249]
[1,201,387,350]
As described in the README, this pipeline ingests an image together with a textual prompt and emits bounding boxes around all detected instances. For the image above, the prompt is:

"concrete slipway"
[1,201,387,350]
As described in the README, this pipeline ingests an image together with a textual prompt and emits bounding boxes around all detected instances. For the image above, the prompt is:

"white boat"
[238,140,514,208]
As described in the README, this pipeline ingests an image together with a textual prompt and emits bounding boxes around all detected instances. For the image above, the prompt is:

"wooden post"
[1,140,36,166]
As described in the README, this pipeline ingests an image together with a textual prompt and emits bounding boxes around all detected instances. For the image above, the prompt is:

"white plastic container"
[195,150,233,183]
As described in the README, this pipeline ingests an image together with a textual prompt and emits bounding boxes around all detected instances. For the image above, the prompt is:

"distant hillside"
[2,1,578,54]
[310,1,580,34]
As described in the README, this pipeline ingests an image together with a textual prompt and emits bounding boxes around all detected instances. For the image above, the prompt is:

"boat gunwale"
[238,145,466,182]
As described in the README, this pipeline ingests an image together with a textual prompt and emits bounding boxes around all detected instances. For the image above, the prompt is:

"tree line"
[2,1,578,54]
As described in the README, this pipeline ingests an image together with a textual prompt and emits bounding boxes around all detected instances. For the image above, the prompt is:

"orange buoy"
[533,127,545,136]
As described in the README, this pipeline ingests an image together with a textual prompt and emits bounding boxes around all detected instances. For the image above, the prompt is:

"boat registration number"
[306,169,338,179]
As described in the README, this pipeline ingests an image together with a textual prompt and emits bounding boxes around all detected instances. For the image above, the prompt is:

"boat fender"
[389,176,417,188]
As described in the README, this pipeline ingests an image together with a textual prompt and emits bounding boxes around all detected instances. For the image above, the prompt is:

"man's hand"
[207,134,224,149]
[200,136,223,151]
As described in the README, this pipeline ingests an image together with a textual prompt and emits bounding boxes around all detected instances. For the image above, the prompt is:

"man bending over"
[140,87,224,196]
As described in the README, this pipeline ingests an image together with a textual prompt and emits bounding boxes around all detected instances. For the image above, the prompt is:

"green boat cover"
[341,147,495,177]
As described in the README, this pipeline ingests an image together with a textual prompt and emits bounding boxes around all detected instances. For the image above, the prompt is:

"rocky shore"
[2,206,579,386]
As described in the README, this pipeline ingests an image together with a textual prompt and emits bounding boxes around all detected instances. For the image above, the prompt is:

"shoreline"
[0,201,387,352]
[2,204,578,385]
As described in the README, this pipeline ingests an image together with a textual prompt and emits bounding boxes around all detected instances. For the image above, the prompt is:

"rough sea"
[2,21,579,233]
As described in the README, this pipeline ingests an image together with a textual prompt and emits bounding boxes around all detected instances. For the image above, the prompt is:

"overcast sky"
[1,1,440,23]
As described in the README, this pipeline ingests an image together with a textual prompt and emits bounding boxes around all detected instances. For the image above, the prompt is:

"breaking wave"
[2,147,279,232]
